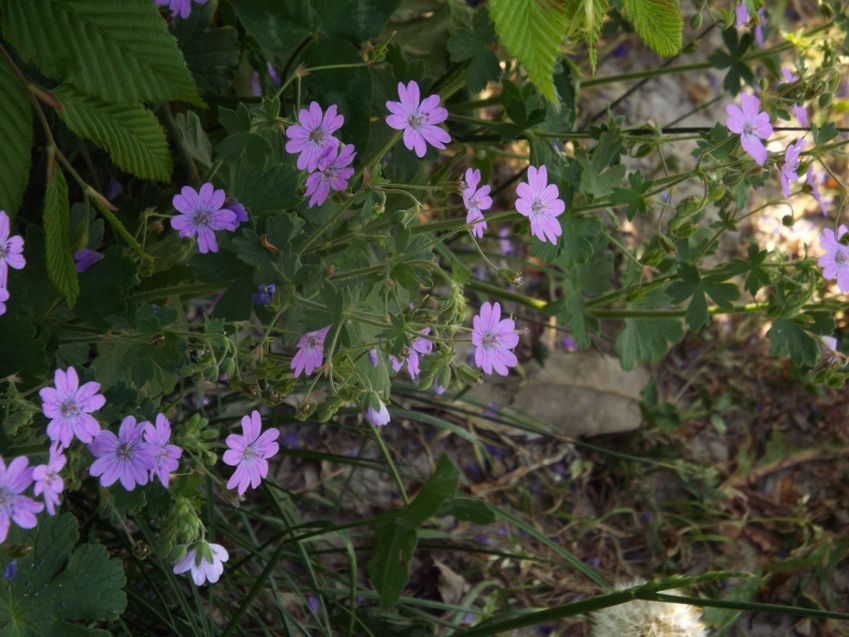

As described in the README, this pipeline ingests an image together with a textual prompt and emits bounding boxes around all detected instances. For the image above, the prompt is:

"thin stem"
[371,426,410,505]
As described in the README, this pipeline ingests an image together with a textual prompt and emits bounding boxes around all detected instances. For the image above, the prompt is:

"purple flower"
[4,560,15,580]
[39,367,106,448]
[499,226,514,255]
[0,288,8,317]
[389,328,433,381]
[267,62,281,87]
[562,335,578,351]
[89,416,156,491]
[725,93,773,165]
[0,210,25,288]
[780,67,799,84]
[252,283,276,306]
[462,168,492,238]
[819,225,849,292]
[307,594,321,616]
[171,183,239,254]
[0,455,43,544]
[106,178,123,201]
[735,2,749,27]
[822,335,839,361]
[291,325,332,378]
[249,71,262,97]
[32,444,66,516]
[223,410,279,495]
[779,138,805,198]
[472,302,519,376]
[173,542,229,586]
[754,8,766,47]
[73,248,103,273]
[285,102,344,172]
[807,167,829,215]
[227,200,249,225]
[432,381,446,395]
[155,0,208,19]
[365,399,390,427]
[368,349,379,367]
[385,80,450,158]
[793,103,809,127]
[515,165,565,244]
[142,413,182,488]
[304,144,356,208]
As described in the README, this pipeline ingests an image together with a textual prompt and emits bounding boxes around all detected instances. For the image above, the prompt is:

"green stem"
[371,426,410,505]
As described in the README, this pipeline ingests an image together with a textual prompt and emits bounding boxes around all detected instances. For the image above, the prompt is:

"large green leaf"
[622,0,683,57]
[229,0,315,54]
[0,59,32,217]
[313,0,400,43]
[489,0,567,103]
[0,514,126,636]
[43,168,79,309]
[173,7,240,94]
[2,0,201,104]
[55,85,171,182]
[615,313,685,370]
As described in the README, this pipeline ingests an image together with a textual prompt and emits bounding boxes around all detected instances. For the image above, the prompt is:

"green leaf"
[400,455,461,528]
[2,0,201,105]
[622,0,682,56]
[229,0,315,55]
[611,171,650,220]
[615,310,685,371]
[54,84,171,182]
[767,318,819,367]
[368,522,418,609]
[667,263,740,331]
[0,58,32,217]
[0,514,126,636]
[313,0,400,43]
[447,8,502,93]
[707,28,754,95]
[43,168,79,308]
[564,0,609,71]
[438,496,496,524]
[489,0,567,103]
[173,8,240,94]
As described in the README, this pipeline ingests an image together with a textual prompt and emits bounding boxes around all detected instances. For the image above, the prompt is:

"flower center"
[60,399,80,418]
[407,111,426,129]
[482,332,498,349]
[192,207,213,228]
[307,336,318,348]
[743,122,754,136]
[531,198,545,217]
[309,128,326,145]
[116,443,133,461]
[836,250,849,265]
[0,245,7,260]
[0,487,9,507]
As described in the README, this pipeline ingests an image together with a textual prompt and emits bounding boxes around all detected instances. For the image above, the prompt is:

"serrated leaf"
[623,0,682,56]
[615,309,685,371]
[2,0,201,105]
[564,0,609,71]
[0,514,126,636]
[0,59,32,217]
[489,0,567,103]
[667,263,740,331]
[54,85,171,182]
[43,168,79,308]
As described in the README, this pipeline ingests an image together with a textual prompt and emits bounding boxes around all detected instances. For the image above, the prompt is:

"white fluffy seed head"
[590,580,708,637]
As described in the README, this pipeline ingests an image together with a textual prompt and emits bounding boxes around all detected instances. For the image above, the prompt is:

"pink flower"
[304,144,356,207]
[142,413,183,488]
[291,325,332,378]
[385,81,450,157]
[793,103,809,127]
[754,8,766,47]
[725,93,773,165]
[462,168,492,238]
[515,166,565,244]
[32,444,66,516]
[389,328,433,381]
[365,399,390,427]
[807,167,829,215]
[472,302,520,376]
[0,455,43,544]
[39,367,106,448]
[88,416,156,491]
[285,102,344,172]
[171,183,239,254]
[173,542,229,586]
[0,288,8,317]
[499,226,514,255]
[223,410,279,495]
[0,210,25,288]
[735,2,749,27]
[819,225,849,292]
[779,138,805,198]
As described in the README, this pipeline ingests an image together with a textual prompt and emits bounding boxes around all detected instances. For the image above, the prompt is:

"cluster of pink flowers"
[286,102,356,208]
[0,211,26,317]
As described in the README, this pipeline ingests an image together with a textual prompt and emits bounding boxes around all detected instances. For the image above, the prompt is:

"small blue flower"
[252,283,276,305]
[4,560,16,580]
